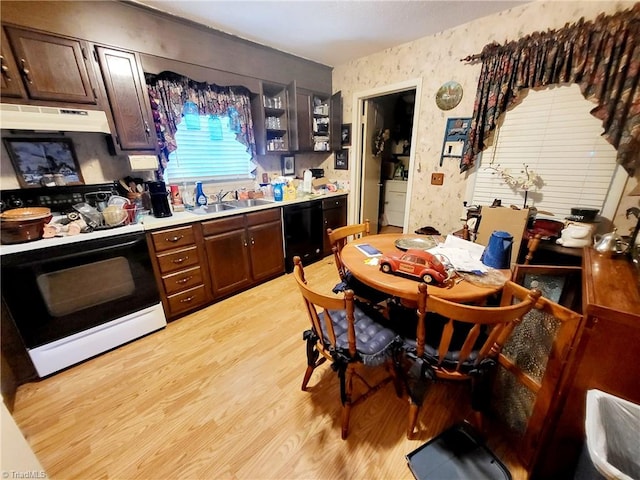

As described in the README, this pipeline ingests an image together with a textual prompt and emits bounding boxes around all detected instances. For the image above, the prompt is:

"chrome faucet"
[214,189,234,203]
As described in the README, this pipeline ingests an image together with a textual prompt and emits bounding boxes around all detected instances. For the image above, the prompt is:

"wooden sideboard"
[532,248,640,478]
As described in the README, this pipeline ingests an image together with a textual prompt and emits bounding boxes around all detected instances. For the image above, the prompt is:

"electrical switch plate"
[431,173,444,185]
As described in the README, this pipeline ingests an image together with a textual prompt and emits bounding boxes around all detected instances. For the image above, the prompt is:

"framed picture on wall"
[341,124,351,147]
[335,150,349,170]
[281,154,295,176]
[3,137,84,188]
[440,117,471,166]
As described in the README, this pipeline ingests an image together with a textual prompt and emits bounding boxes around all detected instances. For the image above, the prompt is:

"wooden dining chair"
[490,264,582,470]
[399,280,541,438]
[293,256,402,439]
[327,220,390,305]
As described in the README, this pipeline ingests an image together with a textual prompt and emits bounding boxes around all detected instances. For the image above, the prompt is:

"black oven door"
[1,232,159,349]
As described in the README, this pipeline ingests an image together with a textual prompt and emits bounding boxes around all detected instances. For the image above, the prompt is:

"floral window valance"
[461,4,640,176]
[146,71,256,175]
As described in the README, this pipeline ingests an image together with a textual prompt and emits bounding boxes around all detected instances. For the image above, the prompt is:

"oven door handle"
[29,236,145,265]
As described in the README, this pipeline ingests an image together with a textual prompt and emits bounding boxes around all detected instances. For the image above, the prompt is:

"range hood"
[0,103,112,134]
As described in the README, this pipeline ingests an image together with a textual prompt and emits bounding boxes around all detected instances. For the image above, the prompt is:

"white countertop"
[0,191,348,255]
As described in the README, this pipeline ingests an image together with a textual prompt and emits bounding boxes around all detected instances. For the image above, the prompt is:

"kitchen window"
[146,72,257,184]
[164,113,256,184]
[466,84,627,219]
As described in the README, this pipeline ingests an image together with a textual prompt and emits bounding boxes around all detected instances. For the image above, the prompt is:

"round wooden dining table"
[340,233,510,305]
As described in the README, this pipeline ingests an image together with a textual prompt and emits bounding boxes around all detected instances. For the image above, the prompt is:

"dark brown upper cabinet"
[252,81,293,156]
[294,88,313,151]
[329,91,342,151]
[1,28,27,99]
[290,87,342,153]
[2,26,97,104]
[94,46,156,152]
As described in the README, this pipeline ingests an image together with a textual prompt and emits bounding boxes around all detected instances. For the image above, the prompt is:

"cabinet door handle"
[176,275,193,284]
[20,59,32,84]
[166,235,184,243]
[250,238,255,245]
[1,56,12,81]
[144,120,151,137]
[172,256,188,264]
[180,296,195,303]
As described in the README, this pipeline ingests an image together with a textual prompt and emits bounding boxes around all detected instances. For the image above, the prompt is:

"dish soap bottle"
[273,182,284,202]
[284,181,296,201]
[194,181,207,207]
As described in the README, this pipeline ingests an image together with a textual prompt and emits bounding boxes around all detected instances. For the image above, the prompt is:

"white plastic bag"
[585,389,640,480]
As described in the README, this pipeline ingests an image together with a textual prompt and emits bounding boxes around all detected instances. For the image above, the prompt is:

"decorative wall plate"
[436,81,463,110]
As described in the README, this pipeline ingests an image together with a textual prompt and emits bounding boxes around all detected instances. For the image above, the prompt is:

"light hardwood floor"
[12,256,528,479]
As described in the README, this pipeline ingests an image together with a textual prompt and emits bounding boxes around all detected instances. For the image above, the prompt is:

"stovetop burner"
[0,183,118,214]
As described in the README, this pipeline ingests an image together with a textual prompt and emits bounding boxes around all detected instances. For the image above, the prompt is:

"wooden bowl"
[0,207,52,244]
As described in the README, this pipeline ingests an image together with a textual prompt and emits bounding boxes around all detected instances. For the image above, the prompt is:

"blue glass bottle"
[182,101,200,130]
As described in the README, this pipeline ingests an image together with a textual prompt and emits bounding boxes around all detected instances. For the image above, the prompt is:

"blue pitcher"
[481,230,513,269]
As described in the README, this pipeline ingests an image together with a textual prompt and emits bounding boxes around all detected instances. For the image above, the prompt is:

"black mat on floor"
[406,423,512,480]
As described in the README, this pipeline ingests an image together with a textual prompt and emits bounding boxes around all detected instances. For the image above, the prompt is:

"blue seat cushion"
[319,306,400,366]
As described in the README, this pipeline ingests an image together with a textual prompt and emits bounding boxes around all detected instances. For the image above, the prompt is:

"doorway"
[348,79,422,233]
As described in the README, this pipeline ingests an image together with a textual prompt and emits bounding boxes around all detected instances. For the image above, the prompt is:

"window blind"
[470,84,619,218]
[165,115,255,184]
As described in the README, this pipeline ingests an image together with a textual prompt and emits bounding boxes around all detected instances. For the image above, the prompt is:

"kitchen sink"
[223,199,274,208]
[191,203,238,214]
[190,198,274,215]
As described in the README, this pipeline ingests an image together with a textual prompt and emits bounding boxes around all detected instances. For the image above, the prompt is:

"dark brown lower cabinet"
[147,224,212,319]
[203,209,284,300]
[322,195,347,256]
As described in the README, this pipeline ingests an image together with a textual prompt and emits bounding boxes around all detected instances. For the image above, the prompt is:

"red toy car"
[379,248,450,285]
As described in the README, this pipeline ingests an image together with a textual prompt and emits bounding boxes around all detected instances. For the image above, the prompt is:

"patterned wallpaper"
[331,0,638,236]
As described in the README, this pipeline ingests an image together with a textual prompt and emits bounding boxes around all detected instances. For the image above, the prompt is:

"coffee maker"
[146,181,172,218]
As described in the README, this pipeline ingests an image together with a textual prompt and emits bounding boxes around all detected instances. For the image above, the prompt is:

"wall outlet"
[431,173,444,185]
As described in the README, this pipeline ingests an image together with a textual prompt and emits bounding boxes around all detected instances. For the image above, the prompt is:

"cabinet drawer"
[156,246,200,274]
[151,226,195,252]
[202,215,245,236]
[322,196,346,210]
[166,284,208,316]
[246,208,281,226]
[161,266,204,295]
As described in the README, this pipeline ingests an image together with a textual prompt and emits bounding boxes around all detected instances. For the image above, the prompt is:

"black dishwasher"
[283,201,324,272]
